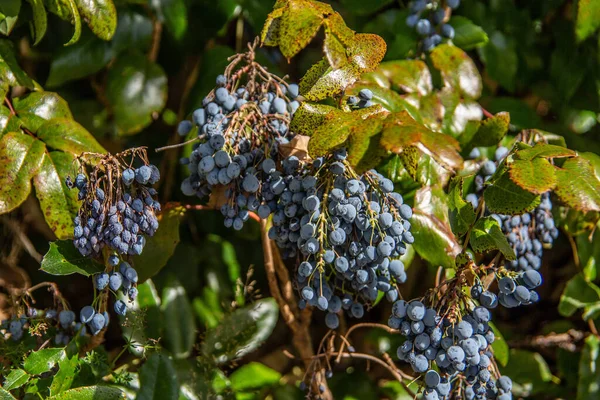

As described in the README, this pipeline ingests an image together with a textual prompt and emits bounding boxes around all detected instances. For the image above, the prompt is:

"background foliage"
[1,0,600,399]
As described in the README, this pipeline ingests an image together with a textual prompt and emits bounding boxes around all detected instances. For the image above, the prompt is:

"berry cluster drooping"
[69,148,161,257]
[264,150,413,326]
[405,0,459,51]
[391,299,513,400]
[178,46,300,230]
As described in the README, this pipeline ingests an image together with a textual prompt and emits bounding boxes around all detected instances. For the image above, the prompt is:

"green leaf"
[3,368,29,390]
[289,102,339,137]
[280,0,324,59]
[36,118,105,154]
[483,169,540,215]
[577,335,600,400]
[300,60,361,102]
[47,386,125,400]
[0,132,46,214]
[460,112,510,153]
[399,146,419,180]
[447,177,476,237]
[450,16,488,50]
[507,158,557,195]
[230,362,281,392]
[13,92,74,132]
[132,205,184,282]
[40,240,105,276]
[161,277,197,359]
[490,322,509,367]
[0,0,21,36]
[307,112,355,157]
[203,298,279,364]
[430,44,482,99]
[513,142,576,161]
[136,353,179,400]
[500,350,553,393]
[106,52,168,135]
[380,111,463,171]
[346,116,387,173]
[0,39,38,89]
[558,273,600,317]
[44,0,82,45]
[0,388,16,400]
[33,152,79,239]
[75,0,117,40]
[49,354,78,396]
[46,33,112,87]
[377,60,432,96]
[346,33,387,73]
[583,302,600,321]
[469,216,516,260]
[25,0,47,45]
[479,31,517,92]
[23,348,66,375]
[554,157,600,212]
[151,0,187,40]
[575,0,600,42]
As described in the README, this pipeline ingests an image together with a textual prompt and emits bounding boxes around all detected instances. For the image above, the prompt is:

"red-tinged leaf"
[508,158,557,195]
[513,142,577,161]
[380,111,462,171]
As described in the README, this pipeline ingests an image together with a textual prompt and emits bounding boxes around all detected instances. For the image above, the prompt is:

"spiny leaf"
[430,44,482,99]
[307,112,355,157]
[508,158,557,195]
[289,102,340,136]
[399,146,419,180]
[300,61,361,101]
[380,111,462,171]
[554,157,600,212]
[40,240,104,276]
[346,116,386,173]
[0,132,46,214]
[23,348,66,375]
[461,112,510,152]
[483,169,540,215]
[279,0,325,59]
[345,33,387,73]
[260,7,283,46]
[514,142,577,161]
[377,59,432,96]
[470,216,516,260]
[323,25,347,69]
[47,385,125,400]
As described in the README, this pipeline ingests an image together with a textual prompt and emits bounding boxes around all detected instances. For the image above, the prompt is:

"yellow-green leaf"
[75,0,117,41]
[345,33,386,73]
[554,157,600,212]
[289,102,340,136]
[25,0,47,45]
[377,59,432,96]
[280,0,324,59]
[508,158,557,195]
[575,0,600,42]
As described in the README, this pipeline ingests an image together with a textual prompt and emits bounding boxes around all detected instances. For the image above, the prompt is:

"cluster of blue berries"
[346,89,374,109]
[69,155,161,257]
[178,70,300,230]
[473,269,543,310]
[391,300,512,399]
[405,0,459,51]
[263,150,413,327]
[93,258,139,320]
[467,146,558,273]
